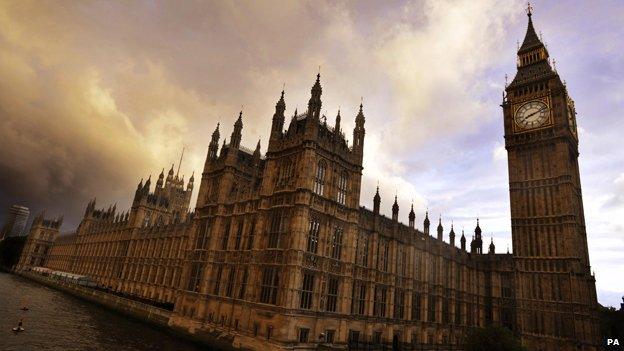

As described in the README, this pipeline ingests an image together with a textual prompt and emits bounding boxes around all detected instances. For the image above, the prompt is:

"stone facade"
[21,9,600,351]
[44,165,194,306]
[17,212,62,268]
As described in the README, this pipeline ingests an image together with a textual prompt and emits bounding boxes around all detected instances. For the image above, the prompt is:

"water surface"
[0,272,206,351]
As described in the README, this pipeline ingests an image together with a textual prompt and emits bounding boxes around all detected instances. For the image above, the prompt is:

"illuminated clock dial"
[514,100,549,129]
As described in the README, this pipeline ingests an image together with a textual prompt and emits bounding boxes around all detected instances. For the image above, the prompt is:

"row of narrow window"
[314,161,348,205]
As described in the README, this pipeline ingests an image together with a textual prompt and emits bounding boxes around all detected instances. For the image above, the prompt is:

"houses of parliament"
[17,8,600,351]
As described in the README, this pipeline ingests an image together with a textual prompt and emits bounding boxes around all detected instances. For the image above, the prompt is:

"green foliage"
[0,236,27,269]
[462,325,527,351]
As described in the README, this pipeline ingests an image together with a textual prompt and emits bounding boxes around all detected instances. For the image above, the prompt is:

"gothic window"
[300,271,314,309]
[194,219,211,250]
[298,328,310,343]
[246,218,256,250]
[355,232,369,267]
[336,171,348,205]
[330,226,343,260]
[238,267,248,300]
[394,288,405,319]
[427,294,437,322]
[259,266,279,305]
[277,159,295,189]
[221,220,231,250]
[186,262,203,292]
[268,209,289,249]
[212,265,223,295]
[225,267,235,297]
[326,276,339,312]
[142,212,151,227]
[442,295,450,324]
[411,292,421,321]
[306,219,320,253]
[373,285,387,317]
[351,280,366,315]
[378,238,389,272]
[234,220,243,250]
[314,161,326,196]
[209,178,219,201]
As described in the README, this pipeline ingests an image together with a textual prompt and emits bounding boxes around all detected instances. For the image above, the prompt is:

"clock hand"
[524,107,547,120]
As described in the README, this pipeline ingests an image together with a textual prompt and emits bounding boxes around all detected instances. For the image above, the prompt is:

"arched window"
[314,161,326,195]
[337,171,348,205]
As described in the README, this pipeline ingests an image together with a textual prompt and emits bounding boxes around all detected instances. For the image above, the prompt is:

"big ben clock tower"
[502,6,600,351]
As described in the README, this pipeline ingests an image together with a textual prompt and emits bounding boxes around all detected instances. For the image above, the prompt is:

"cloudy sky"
[0,0,622,306]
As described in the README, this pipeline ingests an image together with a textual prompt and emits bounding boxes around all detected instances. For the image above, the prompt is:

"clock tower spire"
[502,5,599,350]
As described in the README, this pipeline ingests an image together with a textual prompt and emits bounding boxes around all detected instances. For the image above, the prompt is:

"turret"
[437,216,443,241]
[307,73,322,120]
[460,230,466,251]
[187,172,194,191]
[408,203,415,228]
[392,195,399,222]
[156,169,164,189]
[353,103,365,161]
[449,223,456,247]
[489,237,495,254]
[334,109,341,136]
[206,123,220,165]
[373,186,381,215]
[423,211,430,236]
[471,219,483,254]
[230,111,243,149]
[271,90,286,140]
[167,165,174,183]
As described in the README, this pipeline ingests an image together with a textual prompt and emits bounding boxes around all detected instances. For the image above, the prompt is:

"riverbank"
[0,272,204,351]
[15,271,237,350]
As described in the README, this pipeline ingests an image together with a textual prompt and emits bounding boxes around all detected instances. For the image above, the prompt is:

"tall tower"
[503,6,599,350]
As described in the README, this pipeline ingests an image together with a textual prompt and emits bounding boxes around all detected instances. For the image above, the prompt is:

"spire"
[307,73,322,120]
[437,215,443,241]
[168,164,174,180]
[373,185,381,215]
[231,111,243,148]
[475,218,482,238]
[460,230,466,251]
[408,203,415,228]
[157,168,164,188]
[449,222,456,247]
[423,210,430,235]
[271,90,286,139]
[518,2,543,54]
[335,109,341,135]
[392,195,399,221]
[489,237,495,254]
[355,101,365,126]
[176,147,185,178]
[207,123,221,161]
[212,122,220,141]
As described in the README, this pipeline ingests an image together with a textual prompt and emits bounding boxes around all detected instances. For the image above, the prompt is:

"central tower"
[502,7,599,351]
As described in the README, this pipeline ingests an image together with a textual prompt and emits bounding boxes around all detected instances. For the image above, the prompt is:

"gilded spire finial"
[526,1,533,16]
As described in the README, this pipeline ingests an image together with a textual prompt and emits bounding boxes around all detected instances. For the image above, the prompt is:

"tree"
[462,325,527,351]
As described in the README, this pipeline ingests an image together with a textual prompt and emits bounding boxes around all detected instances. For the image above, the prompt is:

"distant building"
[17,212,63,268]
[1,205,30,240]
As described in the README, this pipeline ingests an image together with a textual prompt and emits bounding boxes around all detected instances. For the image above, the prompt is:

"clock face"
[514,100,549,130]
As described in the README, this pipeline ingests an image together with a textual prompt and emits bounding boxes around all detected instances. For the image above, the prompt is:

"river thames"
[0,272,207,351]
